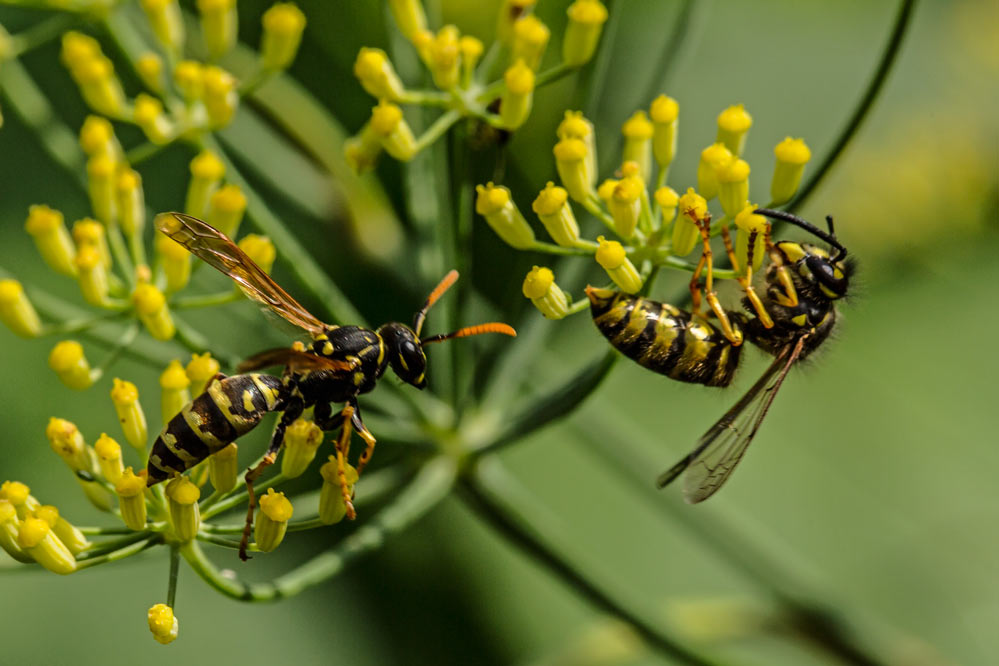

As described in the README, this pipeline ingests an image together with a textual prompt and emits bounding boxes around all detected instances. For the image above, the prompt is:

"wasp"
[147,212,516,559]
[587,208,852,503]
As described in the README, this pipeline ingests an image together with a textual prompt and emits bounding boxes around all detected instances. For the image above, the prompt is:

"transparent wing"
[237,348,359,374]
[155,212,329,337]
[656,335,807,503]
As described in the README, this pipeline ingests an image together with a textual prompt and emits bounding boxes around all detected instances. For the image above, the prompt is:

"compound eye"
[805,255,845,295]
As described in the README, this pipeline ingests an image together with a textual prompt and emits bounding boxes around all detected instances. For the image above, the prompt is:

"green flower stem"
[77,531,155,559]
[172,313,240,369]
[9,13,77,57]
[202,473,288,520]
[106,224,135,286]
[124,140,172,166]
[788,0,917,214]
[573,416,895,666]
[182,457,457,602]
[39,310,130,336]
[461,459,726,666]
[656,255,738,280]
[582,196,618,234]
[535,63,577,88]
[237,65,275,98]
[91,321,141,380]
[196,533,255,551]
[399,89,452,106]
[528,240,598,256]
[76,535,160,569]
[412,109,462,155]
[166,544,180,607]
[171,290,244,310]
[565,297,591,316]
[77,525,137,536]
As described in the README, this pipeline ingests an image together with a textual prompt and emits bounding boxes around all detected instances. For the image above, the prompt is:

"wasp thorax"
[378,322,427,388]
[777,242,850,302]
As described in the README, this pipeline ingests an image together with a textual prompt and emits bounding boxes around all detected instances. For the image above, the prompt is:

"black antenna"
[754,209,848,262]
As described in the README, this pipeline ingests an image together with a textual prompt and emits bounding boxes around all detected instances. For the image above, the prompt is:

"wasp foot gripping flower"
[0,280,42,338]
[673,188,708,257]
[735,205,768,273]
[160,360,191,423]
[475,183,535,250]
[197,0,238,61]
[354,48,406,102]
[0,500,33,563]
[261,2,307,71]
[237,235,276,274]
[319,457,357,525]
[35,506,89,555]
[186,150,226,219]
[523,266,571,319]
[115,468,147,530]
[770,137,812,205]
[533,182,583,247]
[25,205,76,277]
[17,516,77,575]
[132,284,176,340]
[697,143,733,201]
[49,341,94,390]
[370,101,418,162]
[562,0,608,66]
[596,237,642,294]
[650,95,679,172]
[209,443,238,493]
[512,15,550,71]
[111,378,149,452]
[621,112,654,183]
[554,138,593,203]
[148,604,179,645]
[717,104,752,157]
[281,419,323,478]
[716,158,750,219]
[133,94,175,145]
[95,433,124,486]
[255,488,293,552]
[501,60,535,129]
[0,481,40,520]
[186,352,220,395]
[166,477,200,542]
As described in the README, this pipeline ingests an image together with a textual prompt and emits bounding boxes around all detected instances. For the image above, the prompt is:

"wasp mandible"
[587,208,852,503]
[147,212,516,559]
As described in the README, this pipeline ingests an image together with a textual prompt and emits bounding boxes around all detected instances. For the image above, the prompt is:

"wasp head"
[378,323,427,389]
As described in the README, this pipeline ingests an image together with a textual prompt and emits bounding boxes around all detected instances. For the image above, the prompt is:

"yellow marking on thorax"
[779,242,807,263]
[353,371,365,386]
[792,313,807,326]
[376,337,385,366]
[322,341,333,355]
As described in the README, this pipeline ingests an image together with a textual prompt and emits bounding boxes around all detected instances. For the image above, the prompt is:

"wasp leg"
[314,401,346,431]
[349,399,377,476]
[764,227,799,308]
[238,398,304,561]
[695,219,743,346]
[333,404,357,521]
[719,226,774,328]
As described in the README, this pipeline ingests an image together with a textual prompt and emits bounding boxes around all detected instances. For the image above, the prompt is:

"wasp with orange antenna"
[147,212,516,560]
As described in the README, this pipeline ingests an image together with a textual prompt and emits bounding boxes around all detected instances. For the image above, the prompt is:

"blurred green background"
[0,0,996,664]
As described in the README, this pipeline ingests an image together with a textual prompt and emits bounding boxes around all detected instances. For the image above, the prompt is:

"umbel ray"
[147,212,516,560]
[587,208,852,502]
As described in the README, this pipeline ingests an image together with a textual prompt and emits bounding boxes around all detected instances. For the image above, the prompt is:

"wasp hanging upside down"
[147,212,516,560]
[587,209,852,503]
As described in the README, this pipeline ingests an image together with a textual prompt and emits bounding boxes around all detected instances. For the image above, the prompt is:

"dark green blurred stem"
[9,13,77,57]
[166,544,180,608]
[787,0,917,214]
[460,460,727,666]
[172,313,240,370]
[639,0,696,103]
[182,457,456,602]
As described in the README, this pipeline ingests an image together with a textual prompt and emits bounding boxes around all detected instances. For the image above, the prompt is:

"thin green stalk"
[528,240,598,256]
[39,310,131,336]
[171,290,243,309]
[788,0,917,214]
[77,531,155,559]
[461,460,727,666]
[172,313,240,369]
[77,525,136,536]
[76,535,160,569]
[413,110,462,154]
[202,473,287,519]
[125,140,172,166]
[91,321,140,379]
[166,544,179,607]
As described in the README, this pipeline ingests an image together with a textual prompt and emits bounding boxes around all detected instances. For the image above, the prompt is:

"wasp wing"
[156,212,329,337]
[656,335,807,503]
[237,348,359,374]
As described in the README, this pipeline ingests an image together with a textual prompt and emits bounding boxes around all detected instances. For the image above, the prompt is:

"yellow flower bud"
[136,52,165,94]
[60,31,101,72]
[255,488,293,552]
[261,2,307,71]
[595,236,642,293]
[512,15,550,70]
[344,122,383,173]
[734,204,768,272]
[111,378,149,451]
[95,433,124,486]
[716,158,750,219]
[75,245,110,306]
[0,500,33,563]
[716,104,752,156]
[203,66,239,128]
[621,111,654,183]
[237,235,276,274]
[655,186,679,224]
[557,111,597,191]
[770,137,811,205]
[17,516,76,575]
[35,505,89,555]
[186,352,220,395]
[74,56,127,118]
[116,169,146,238]
[87,154,117,224]
[49,341,94,390]
[160,360,191,423]
[79,115,120,160]
[319,457,358,524]
[166,476,201,541]
[155,232,191,294]
[281,418,323,478]
[553,138,592,203]
[370,101,418,162]
[0,280,42,338]
[496,0,535,44]
[522,266,570,319]
[532,182,581,247]
[562,0,608,66]
[608,176,643,239]
[459,36,484,82]
[500,59,535,129]
[46,417,90,471]
[115,467,148,530]
[475,182,535,249]
[697,143,733,201]
[0,481,40,519]
[174,60,205,102]
[132,283,175,340]
[428,25,461,90]
[25,204,77,277]
[389,0,427,42]
[353,47,406,102]
[650,94,679,169]
[72,217,110,268]
[209,442,238,493]
[133,94,175,145]
[207,184,247,239]
[673,188,707,256]
[197,0,237,60]
[148,604,179,645]
[140,0,185,53]
[186,150,225,219]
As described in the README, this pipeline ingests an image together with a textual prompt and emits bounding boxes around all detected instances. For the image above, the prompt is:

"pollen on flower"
[148,604,179,645]
[522,265,554,299]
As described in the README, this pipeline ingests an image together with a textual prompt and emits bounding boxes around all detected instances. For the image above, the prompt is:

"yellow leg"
[764,230,799,308]
[720,226,774,329]
[696,220,743,346]
[335,405,357,521]
[238,450,277,561]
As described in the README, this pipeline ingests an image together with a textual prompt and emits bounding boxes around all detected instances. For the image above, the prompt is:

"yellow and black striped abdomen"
[586,286,743,387]
[147,373,286,485]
